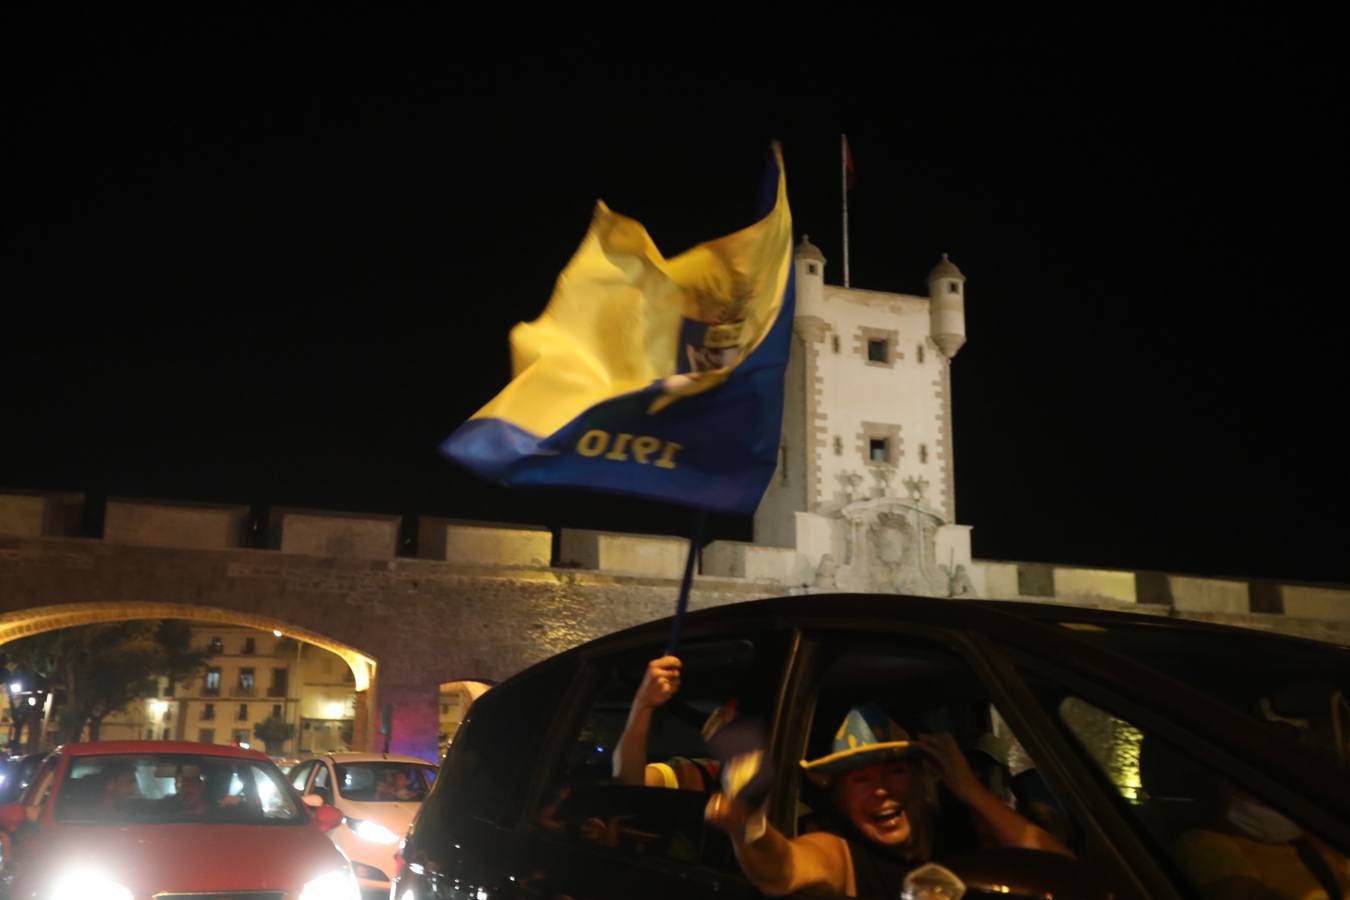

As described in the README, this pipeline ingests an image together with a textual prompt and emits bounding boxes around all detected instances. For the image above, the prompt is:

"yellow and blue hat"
[800,703,915,786]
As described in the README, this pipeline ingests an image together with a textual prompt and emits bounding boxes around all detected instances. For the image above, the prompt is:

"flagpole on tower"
[841,134,851,289]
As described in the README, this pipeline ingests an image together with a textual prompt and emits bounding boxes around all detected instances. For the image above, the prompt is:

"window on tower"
[860,422,901,468]
[948,282,960,294]
[920,444,929,464]
[867,339,888,363]
[807,263,819,275]
[917,344,925,364]
[831,334,840,353]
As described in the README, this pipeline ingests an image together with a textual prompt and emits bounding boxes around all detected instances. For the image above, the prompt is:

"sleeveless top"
[846,836,918,899]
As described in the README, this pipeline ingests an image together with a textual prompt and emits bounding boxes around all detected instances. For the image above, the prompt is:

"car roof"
[59,741,273,762]
[314,751,435,765]
[556,592,1348,657]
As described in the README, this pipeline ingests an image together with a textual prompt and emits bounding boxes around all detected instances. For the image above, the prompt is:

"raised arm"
[705,793,853,897]
[916,733,1072,856]
[612,656,681,786]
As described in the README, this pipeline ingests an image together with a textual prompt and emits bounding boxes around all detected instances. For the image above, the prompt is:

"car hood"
[21,821,349,894]
[337,798,420,832]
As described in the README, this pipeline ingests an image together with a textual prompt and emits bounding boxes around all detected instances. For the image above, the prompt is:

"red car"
[0,741,358,900]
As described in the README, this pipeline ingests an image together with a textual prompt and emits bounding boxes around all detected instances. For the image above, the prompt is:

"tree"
[253,716,296,756]
[77,622,163,742]
[3,619,214,745]
[155,620,212,693]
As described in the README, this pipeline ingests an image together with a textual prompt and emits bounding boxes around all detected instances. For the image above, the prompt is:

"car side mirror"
[311,803,344,832]
[302,793,324,809]
[0,804,27,834]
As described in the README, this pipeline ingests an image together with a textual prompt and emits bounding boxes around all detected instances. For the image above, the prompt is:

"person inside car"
[1173,779,1350,900]
[95,764,141,815]
[612,655,737,793]
[165,769,209,816]
[377,769,417,801]
[704,703,1071,898]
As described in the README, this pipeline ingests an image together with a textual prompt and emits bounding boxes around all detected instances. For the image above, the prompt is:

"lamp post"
[292,639,304,755]
[7,673,50,753]
[5,678,23,748]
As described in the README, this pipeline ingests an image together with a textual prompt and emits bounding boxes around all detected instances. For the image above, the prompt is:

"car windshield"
[1058,620,1350,765]
[53,753,303,825]
[334,761,436,802]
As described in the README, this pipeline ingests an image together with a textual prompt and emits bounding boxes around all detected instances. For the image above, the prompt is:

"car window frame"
[311,760,333,801]
[24,753,63,825]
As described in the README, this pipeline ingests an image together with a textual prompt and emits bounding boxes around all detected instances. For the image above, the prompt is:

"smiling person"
[705,703,1070,898]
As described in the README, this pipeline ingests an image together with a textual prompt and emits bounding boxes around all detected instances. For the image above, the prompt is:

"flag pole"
[664,508,707,657]
[841,133,851,289]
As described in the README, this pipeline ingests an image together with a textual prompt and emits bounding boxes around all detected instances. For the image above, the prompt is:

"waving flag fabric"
[439,146,794,515]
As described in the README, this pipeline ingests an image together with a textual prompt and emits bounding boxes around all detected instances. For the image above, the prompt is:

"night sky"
[6,10,1346,584]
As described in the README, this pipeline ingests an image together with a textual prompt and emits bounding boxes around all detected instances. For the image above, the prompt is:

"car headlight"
[298,869,361,900]
[50,868,133,900]
[347,817,401,845]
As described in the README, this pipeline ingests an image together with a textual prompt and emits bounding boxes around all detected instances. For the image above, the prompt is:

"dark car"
[394,594,1350,900]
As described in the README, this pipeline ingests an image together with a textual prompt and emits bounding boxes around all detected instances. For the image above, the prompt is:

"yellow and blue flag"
[439,146,794,515]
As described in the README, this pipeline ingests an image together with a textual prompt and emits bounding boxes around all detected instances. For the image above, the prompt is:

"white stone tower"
[717,239,978,597]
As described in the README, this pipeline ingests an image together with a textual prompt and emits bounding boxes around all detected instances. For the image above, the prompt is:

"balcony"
[230,686,257,698]
[267,686,287,698]
[202,687,221,697]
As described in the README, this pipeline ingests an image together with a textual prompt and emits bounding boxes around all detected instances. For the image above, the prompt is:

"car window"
[435,654,578,829]
[1050,692,1350,899]
[288,761,314,791]
[0,756,44,805]
[51,753,303,825]
[795,636,1084,863]
[533,632,790,874]
[333,762,435,802]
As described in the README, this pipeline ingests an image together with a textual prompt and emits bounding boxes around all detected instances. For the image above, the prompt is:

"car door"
[1004,632,1350,900]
